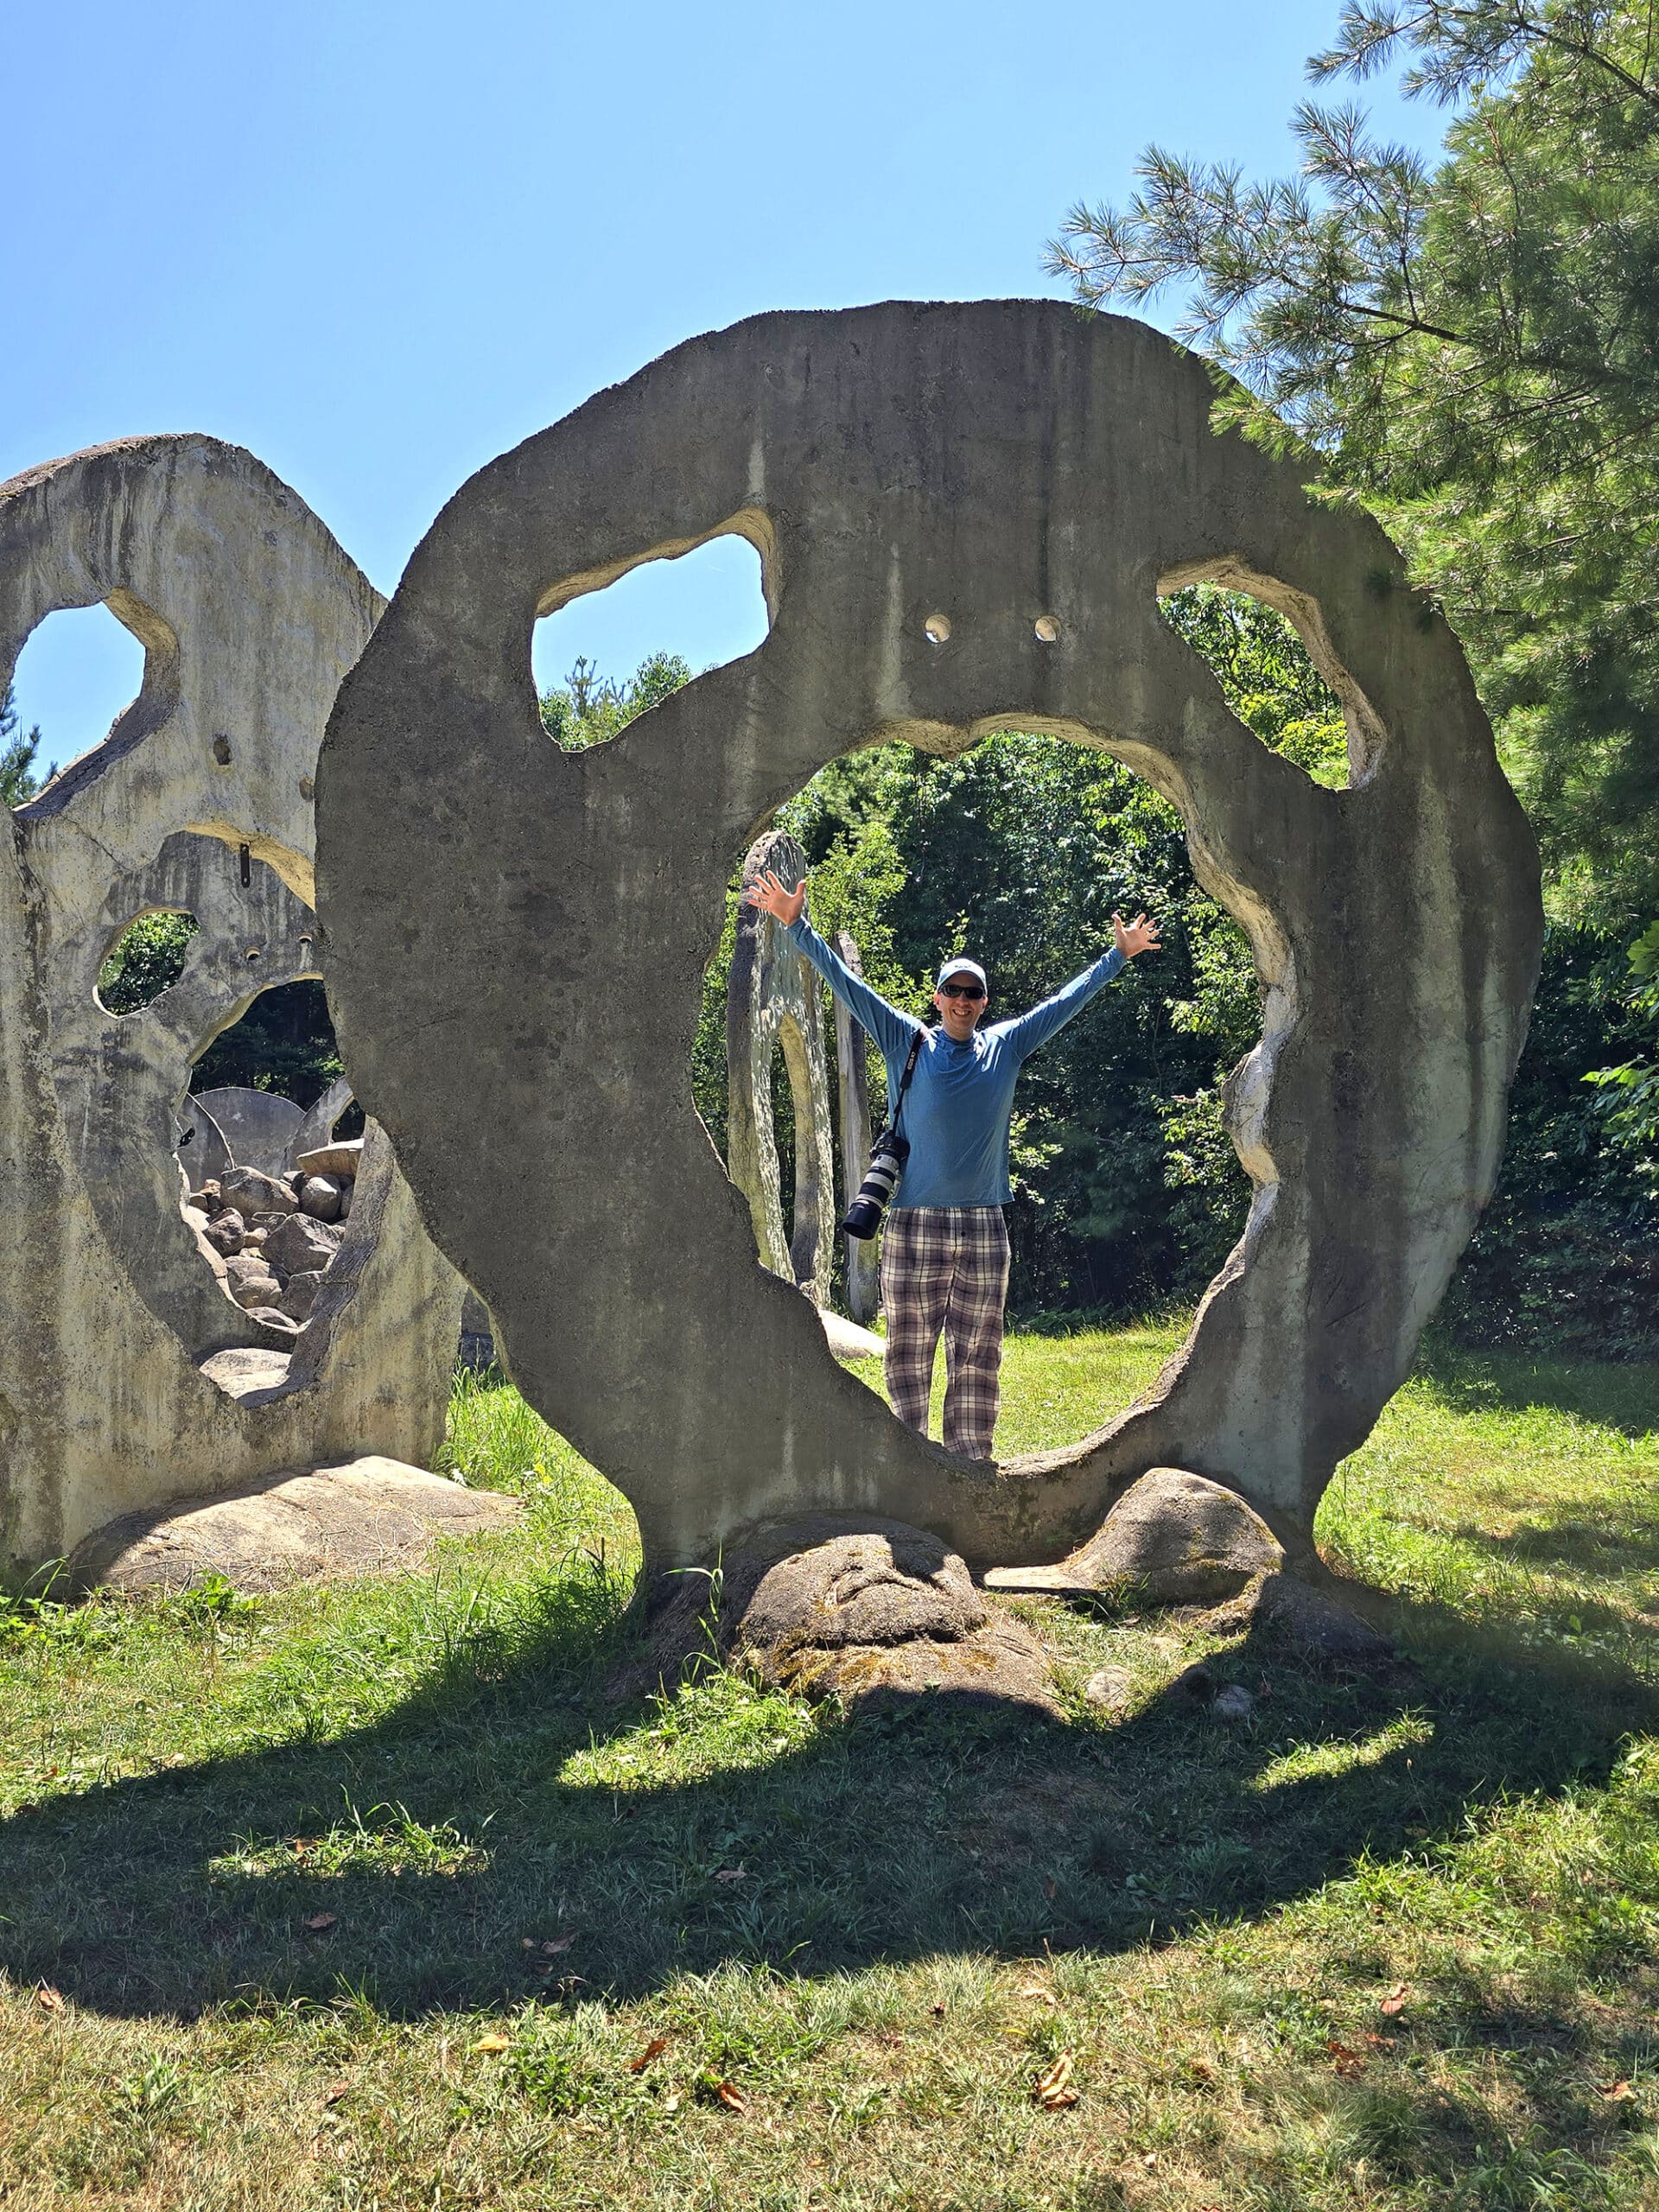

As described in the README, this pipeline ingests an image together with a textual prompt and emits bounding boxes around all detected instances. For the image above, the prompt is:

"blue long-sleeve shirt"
[786,917,1127,1210]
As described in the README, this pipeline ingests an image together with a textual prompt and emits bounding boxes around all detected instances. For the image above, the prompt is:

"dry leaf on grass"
[1041,1875,1058,1901]
[302,1911,338,1934]
[468,2032,512,2055]
[1032,2053,1078,2109]
[630,2037,669,2075]
[320,2081,350,2107]
[1326,2039,1368,2080]
[715,1866,747,1884]
[1599,2080,1637,2102]
[1379,1981,1408,2016]
[542,1931,575,1954]
[715,2081,749,2113]
[662,2089,683,2113]
[1018,1985,1058,2006]
[35,1984,64,2013]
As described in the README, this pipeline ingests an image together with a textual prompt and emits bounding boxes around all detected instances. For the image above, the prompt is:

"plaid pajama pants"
[880,1205,1011,1460]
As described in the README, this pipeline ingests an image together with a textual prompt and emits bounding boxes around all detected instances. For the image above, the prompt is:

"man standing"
[748,868,1160,1460]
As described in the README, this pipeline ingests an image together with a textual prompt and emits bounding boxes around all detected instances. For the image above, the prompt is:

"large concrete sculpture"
[316,302,1543,1580]
[0,436,464,1586]
[726,830,837,1306]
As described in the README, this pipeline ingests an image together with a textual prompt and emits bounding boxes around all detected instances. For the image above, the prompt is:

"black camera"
[842,1128,909,1239]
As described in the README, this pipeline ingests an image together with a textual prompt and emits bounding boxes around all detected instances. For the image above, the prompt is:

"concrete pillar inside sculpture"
[725,830,837,1306]
[831,930,881,1326]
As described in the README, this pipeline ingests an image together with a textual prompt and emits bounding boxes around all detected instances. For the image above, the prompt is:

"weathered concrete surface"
[192,1085,304,1177]
[316,302,1543,1577]
[289,1073,353,1165]
[0,436,466,1585]
[66,1455,518,1596]
[726,830,836,1305]
[984,1467,1287,1602]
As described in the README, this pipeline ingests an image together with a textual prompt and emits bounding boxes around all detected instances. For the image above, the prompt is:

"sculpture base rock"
[67,1457,518,1598]
[984,1467,1287,1605]
[637,1514,1058,1718]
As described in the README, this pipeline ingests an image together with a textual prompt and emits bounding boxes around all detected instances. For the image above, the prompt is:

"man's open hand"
[1113,910,1161,961]
[749,868,808,929]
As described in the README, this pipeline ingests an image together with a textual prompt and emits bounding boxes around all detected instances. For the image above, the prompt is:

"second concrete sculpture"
[0,436,464,1586]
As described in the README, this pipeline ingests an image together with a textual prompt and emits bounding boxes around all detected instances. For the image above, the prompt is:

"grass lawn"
[4,1325,1659,2208]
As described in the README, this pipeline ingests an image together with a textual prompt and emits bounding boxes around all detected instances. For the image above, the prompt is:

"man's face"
[933,974,988,1039]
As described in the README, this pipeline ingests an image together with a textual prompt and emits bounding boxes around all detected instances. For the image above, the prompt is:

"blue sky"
[3,1,1446,768]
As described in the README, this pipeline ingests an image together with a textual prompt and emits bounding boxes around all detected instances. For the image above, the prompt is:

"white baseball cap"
[937,957,988,991]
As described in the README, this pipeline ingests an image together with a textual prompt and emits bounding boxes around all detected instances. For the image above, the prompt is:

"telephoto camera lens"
[842,1133,908,1240]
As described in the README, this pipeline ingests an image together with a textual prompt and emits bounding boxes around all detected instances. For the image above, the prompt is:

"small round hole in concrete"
[298,774,315,801]
[245,946,262,963]
[1034,613,1062,644]
[924,613,951,645]
[212,734,232,766]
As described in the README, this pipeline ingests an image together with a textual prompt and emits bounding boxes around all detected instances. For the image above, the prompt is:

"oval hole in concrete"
[696,728,1264,1456]
[5,601,148,802]
[96,910,200,1014]
[531,532,768,751]
[1159,582,1350,790]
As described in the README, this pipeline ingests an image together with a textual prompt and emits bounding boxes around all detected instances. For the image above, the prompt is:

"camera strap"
[888,1025,925,1140]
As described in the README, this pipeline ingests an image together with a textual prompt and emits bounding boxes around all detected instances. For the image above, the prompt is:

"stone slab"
[294,1139,364,1178]
[67,1456,519,1596]
[819,1308,885,1360]
[634,1513,1059,1718]
[983,1467,1286,1602]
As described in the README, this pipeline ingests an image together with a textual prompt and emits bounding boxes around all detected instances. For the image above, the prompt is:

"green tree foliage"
[1,681,52,807]
[189,980,345,1107]
[96,911,200,1014]
[1047,0,1659,925]
[539,652,693,749]
[1444,923,1659,1357]
[1161,585,1351,785]
[1584,917,1659,1204]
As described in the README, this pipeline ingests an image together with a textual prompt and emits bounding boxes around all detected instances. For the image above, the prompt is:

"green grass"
[3,1327,1659,2208]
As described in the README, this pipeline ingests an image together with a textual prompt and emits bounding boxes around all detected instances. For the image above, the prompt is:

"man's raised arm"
[748,868,919,1066]
[1004,910,1161,1061]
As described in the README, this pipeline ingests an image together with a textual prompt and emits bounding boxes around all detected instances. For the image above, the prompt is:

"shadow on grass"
[3,1584,1656,2025]
[1414,1336,1659,1441]
[1445,1513,1659,1586]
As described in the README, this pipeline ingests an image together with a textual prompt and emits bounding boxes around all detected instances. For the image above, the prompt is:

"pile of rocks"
[182,1139,362,1334]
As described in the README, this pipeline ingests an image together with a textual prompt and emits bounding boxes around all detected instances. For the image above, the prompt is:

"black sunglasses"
[938,981,986,1001]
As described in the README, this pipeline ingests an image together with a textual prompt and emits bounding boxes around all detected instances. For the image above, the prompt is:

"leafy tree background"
[1046,0,1659,1354]
[535,613,1340,1319]
[1,681,52,807]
